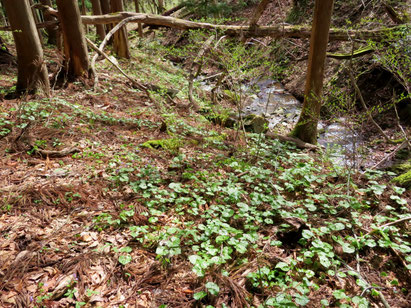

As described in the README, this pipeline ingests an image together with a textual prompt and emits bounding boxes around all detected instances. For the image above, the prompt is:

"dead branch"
[79,12,403,42]
[86,37,160,107]
[34,147,80,158]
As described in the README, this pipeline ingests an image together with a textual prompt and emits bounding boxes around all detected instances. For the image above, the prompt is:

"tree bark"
[249,0,271,28]
[134,0,143,37]
[291,0,334,144]
[56,0,90,78]
[28,0,44,45]
[157,0,164,14]
[100,0,112,34]
[39,0,58,45]
[79,12,397,42]
[110,0,130,58]
[2,0,50,94]
[91,0,106,40]
[81,0,89,34]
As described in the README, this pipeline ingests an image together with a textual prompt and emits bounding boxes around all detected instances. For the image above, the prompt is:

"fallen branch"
[86,37,154,103]
[371,141,407,169]
[79,12,404,42]
[34,147,80,158]
[266,131,320,150]
[17,6,411,42]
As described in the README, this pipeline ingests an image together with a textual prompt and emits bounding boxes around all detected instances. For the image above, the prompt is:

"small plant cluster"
[92,133,410,307]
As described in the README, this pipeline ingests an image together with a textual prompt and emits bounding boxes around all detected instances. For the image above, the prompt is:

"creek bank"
[201,78,364,167]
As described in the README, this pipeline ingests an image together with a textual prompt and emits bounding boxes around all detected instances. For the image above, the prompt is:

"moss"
[141,138,183,152]
[243,114,269,134]
[392,169,411,189]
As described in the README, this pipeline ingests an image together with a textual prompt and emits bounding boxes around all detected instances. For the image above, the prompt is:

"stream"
[243,79,362,167]
[202,78,365,167]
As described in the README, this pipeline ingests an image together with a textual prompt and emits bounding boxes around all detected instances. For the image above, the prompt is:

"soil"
[0,1,410,307]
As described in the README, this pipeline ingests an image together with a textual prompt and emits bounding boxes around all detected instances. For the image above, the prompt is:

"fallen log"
[80,12,407,41]
[15,6,409,42]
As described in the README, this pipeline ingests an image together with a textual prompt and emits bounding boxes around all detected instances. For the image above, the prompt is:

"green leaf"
[333,289,347,300]
[193,291,207,300]
[275,262,290,271]
[294,293,309,306]
[118,254,132,265]
[205,282,220,295]
[319,255,331,268]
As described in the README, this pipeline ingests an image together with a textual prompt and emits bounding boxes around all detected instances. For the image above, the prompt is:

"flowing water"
[239,79,363,167]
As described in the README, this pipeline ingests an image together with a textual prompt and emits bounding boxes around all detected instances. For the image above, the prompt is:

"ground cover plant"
[0,1,410,307]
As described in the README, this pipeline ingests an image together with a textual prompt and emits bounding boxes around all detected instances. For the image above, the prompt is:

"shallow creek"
[205,78,365,167]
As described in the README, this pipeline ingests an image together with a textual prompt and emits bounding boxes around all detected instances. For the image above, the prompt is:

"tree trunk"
[134,0,143,37]
[157,0,164,14]
[110,0,130,58]
[39,0,58,45]
[28,0,44,45]
[81,0,89,34]
[56,0,90,78]
[291,0,335,144]
[249,0,271,28]
[91,0,106,40]
[3,0,49,94]
[100,0,113,34]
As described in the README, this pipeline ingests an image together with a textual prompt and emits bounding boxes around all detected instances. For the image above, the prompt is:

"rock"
[243,114,269,133]
[392,169,411,188]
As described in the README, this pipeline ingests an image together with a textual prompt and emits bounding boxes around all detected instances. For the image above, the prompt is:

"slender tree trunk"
[157,0,164,14]
[91,0,106,40]
[0,0,8,27]
[39,0,58,45]
[249,0,270,28]
[291,0,335,144]
[100,0,112,34]
[28,0,44,45]
[2,0,50,94]
[110,0,130,58]
[134,0,143,37]
[81,0,89,34]
[56,0,90,78]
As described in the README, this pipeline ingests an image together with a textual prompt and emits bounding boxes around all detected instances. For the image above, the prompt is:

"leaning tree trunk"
[291,0,335,144]
[39,0,58,45]
[90,0,106,40]
[249,0,270,29]
[3,0,50,94]
[56,0,90,78]
[110,0,130,58]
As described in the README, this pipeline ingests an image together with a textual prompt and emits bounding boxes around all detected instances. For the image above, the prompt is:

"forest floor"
[0,34,410,307]
[1,2,411,308]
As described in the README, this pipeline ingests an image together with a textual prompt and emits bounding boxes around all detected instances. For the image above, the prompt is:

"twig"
[364,216,411,237]
[90,16,142,87]
[370,141,407,169]
[342,262,390,308]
